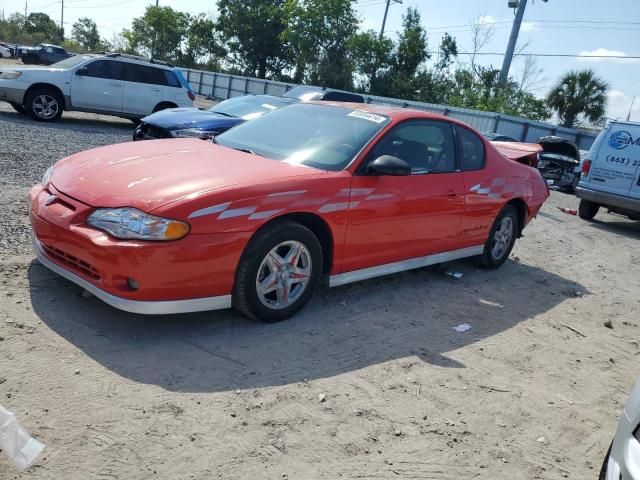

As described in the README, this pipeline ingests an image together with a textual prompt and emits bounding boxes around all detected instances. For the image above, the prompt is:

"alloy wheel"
[32,94,59,119]
[255,241,312,310]
[491,216,514,260]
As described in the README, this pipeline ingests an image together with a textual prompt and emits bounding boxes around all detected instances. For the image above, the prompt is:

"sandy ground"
[1,77,640,479]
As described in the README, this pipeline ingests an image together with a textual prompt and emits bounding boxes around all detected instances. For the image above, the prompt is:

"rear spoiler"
[492,141,542,167]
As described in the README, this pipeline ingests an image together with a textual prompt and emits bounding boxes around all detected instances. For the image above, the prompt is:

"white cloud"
[578,48,639,64]
[478,15,496,25]
[520,21,539,32]
[608,90,625,99]
[606,90,640,121]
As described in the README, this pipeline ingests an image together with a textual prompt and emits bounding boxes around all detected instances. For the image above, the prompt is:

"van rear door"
[584,122,640,196]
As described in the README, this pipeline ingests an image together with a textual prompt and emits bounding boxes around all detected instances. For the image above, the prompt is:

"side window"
[85,60,122,80]
[458,127,486,171]
[45,47,53,54]
[163,70,181,88]
[124,64,169,86]
[368,120,456,174]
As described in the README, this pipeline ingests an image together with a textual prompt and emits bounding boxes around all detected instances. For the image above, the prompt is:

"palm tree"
[547,69,608,128]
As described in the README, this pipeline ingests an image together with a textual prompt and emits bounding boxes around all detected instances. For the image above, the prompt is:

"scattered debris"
[558,323,586,338]
[604,320,613,329]
[74,369,80,375]
[537,436,546,443]
[0,404,45,470]
[453,323,471,333]
[393,429,402,436]
[318,393,327,403]
[557,207,577,215]
[444,271,463,280]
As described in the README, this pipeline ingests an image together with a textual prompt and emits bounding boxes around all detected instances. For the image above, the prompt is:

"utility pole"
[627,96,637,122]
[24,1,27,20]
[379,0,402,39]
[497,0,528,88]
[60,0,64,39]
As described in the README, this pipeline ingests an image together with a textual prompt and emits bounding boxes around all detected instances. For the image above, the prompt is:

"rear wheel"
[598,441,612,480]
[474,205,519,269]
[233,220,323,322]
[578,199,600,220]
[25,88,63,122]
[152,102,177,113]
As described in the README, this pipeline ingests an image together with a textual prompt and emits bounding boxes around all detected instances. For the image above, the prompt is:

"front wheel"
[25,88,63,122]
[578,199,599,220]
[233,220,323,322]
[475,205,519,269]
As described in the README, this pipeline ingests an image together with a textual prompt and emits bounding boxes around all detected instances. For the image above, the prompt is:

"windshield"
[50,55,94,69]
[215,103,390,171]
[210,95,294,120]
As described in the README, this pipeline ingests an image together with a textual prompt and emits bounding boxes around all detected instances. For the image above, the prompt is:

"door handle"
[150,87,161,92]
[446,190,459,198]
[110,82,122,87]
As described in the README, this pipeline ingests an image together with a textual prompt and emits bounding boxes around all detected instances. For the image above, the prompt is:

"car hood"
[50,139,320,211]
[141,108,244,130]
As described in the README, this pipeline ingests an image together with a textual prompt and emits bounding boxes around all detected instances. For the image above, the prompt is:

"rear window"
[124,63,171,86]
[458,126,485,171]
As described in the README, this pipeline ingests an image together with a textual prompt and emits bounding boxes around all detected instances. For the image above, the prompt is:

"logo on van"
[608,131,639,150]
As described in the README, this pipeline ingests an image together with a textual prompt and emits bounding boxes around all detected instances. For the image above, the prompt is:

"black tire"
[25,88,63,122]
[598,441,612,480]
[9,102,25,114]
[152,102,177,113]
[233,220,323,322]
[474,204,519,269]
[578,199,600,220]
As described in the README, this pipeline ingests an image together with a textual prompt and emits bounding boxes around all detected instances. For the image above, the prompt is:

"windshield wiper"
[211,110,236,118]
[233,147,261,156]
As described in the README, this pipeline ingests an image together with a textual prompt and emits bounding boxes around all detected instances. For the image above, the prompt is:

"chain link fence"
[183,68,599,151]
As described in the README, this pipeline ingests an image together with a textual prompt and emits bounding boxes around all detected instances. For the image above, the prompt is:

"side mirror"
[75,67,88,76]
[368,155,411,176]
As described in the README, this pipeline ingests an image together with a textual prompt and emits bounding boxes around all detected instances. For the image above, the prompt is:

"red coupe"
[29,102,549,321]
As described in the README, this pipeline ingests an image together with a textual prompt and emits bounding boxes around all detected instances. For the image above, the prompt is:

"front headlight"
[170,128,213,139]
[87,208,190,241]
[41,165,54,186]
[0,71,22,80]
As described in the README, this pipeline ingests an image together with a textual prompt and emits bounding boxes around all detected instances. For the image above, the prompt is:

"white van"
[576,120,640,221]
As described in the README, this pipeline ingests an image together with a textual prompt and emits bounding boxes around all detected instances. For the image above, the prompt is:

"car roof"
[305,100,455,123]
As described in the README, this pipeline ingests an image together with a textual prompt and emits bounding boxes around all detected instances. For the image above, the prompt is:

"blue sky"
[3,0,638,121]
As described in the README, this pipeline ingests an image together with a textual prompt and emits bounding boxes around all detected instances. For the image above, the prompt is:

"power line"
[457,52,640,59]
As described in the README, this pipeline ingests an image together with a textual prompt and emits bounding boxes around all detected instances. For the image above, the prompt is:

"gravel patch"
[0,102,132,255]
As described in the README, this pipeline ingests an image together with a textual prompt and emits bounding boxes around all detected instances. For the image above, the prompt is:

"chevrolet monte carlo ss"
[29,102,549,321]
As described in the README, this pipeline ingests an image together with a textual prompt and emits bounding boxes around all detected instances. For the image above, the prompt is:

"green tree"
[547,69,608,127]
[216,0,290,79]
[71,17,103,51]
[124,6,190,61]
[181,14,225,68]
[283,0,359,89]
[348,30,394,93]
[24,12,61,43]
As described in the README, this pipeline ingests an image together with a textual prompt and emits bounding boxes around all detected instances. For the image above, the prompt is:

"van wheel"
[233,220,323,322]
[474,205,518,269]
[578,199,599,220]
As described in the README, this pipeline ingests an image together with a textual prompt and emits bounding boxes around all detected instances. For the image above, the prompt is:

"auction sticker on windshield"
[347,111,387,123]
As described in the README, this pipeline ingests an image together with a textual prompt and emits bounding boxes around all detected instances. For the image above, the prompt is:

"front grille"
[41,243,101,280]
[140,123,170,139]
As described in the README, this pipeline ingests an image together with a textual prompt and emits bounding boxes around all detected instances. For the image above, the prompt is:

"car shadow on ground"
[0,109,134,131]
[28,258,586,393]
[587,217,640,240]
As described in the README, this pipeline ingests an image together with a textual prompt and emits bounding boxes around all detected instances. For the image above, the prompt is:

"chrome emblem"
[45,194,57,206]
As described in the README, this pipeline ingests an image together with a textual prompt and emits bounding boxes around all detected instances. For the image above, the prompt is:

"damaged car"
[536,136,582,192]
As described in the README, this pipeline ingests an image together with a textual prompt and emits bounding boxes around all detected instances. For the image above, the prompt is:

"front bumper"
[133,122,171,141]
[29,184,247,315]
[606,410,640,479]
[576,185,640,213]
[0,85,26,104]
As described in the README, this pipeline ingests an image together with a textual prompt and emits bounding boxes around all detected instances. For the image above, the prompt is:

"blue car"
[133,94,297,141]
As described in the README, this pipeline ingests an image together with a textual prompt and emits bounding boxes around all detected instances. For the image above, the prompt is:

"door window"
[457,126,486,171]
[367,120,456,174]
[85,60,123,80]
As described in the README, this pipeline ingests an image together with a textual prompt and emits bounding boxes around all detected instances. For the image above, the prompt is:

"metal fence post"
[520,122,530,142]
[244,78,249,94]
[212,72,216,98]
[263,81,268,94]
[492,115,501,133]
[198,71,204,95]
[227,75,233,99]
[443,108,450,116]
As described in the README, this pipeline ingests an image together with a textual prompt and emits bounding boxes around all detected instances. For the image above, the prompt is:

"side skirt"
[329,245,485,288]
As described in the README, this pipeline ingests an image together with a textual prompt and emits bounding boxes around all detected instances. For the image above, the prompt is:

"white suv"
[0,53,195,122]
